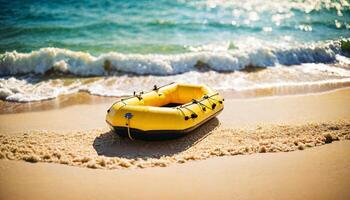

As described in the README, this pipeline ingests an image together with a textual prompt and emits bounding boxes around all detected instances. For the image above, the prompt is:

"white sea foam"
[1,38,349,102]
[0,39,346,76]
[1,63,350,102]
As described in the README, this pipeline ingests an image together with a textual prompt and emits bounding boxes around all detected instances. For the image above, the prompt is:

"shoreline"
[2,86,350,115]
[1,87,350,133]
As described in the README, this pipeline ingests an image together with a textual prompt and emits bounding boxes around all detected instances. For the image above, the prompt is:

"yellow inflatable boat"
[105,83,224,140]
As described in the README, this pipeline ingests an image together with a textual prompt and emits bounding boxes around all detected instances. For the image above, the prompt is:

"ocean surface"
[1,0,350,102]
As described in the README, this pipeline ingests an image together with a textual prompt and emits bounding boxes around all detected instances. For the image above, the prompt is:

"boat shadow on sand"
[93,118,219,159]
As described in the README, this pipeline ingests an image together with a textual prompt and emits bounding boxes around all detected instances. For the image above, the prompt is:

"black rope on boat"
[120,95,136,102]
[156,82,175,89]
[178,93,221,113]
[192,99,212,111]
[120,100,127,105]
[153,85,163,96]
[107,98,127,113]
[153,83,174,96]
[182,107,198,119]
[203,94,223,104]
[205,97,216,110]
[133,91,143,100]
[153,85,158,91]
[180,93,219,109]
[203,94,224,110]
[111,82,176,106]
[177,107,198,120]
[152,82,175,92]
[176,107,189,120]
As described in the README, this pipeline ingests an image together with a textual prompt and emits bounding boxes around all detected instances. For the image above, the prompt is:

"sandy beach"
[1,141,349,200]
[0,88,350,199]
[1,1,350,199]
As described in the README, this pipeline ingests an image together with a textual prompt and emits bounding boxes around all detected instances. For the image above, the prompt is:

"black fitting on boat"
[184,116,189,120]
[192,99,198,104]
[203,95,209,99]
[133,91,143,100]
[211,103,216,109]
[191,113,198,119]
[219,100,223,104]
[153,85,158,90]
[202,107,206,111]
[107,109,110,113]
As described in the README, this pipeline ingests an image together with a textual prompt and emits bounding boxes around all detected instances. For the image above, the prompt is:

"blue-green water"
[1,0,350,102]
[1,0,349,54]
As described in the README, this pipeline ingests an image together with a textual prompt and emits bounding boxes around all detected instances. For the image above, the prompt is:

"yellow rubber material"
[105,83,224,132]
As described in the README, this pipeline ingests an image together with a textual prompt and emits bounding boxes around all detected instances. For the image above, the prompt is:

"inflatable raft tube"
[105,83,224,140]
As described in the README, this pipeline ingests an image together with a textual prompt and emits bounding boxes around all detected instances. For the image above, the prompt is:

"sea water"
[1,0,350,102]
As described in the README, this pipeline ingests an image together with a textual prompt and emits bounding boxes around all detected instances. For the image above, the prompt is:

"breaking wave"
[1,38,350,102]
[1,62,350,102]
[0,39,348,76]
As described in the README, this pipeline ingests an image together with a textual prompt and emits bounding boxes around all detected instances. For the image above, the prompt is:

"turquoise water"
[1,0,349,54]
[1,0,350,102]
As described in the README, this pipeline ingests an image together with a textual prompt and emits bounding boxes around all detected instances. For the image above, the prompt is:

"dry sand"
[0,121,349,169]
[0,141,349,200]
[0,88,350,199]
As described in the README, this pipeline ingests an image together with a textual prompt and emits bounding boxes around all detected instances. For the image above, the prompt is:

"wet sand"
[1,88,350,132]
[0,88,350,199]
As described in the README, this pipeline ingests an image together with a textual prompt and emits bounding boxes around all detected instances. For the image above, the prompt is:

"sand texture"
[0,89,350,200]
[1,89,350,169]
[1,120,349,169]
[1,141,349,200]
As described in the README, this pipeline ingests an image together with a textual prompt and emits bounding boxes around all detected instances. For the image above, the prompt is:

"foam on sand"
[1,63,350,102]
